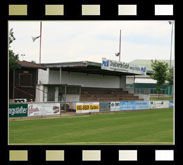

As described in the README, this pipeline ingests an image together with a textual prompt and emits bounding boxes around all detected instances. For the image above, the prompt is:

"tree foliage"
[167,67,173,85]
[150,60,169,95]
[9,28,20,72]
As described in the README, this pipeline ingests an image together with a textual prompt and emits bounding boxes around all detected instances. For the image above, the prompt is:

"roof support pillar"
[60,67,62,84]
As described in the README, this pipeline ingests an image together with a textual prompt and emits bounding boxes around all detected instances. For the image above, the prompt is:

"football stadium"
[9,58,174,145]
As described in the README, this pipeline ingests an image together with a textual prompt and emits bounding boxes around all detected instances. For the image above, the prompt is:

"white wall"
[62,72,121,88]
[48,70,121,88]
[126,76,135,84]
[43,86,48,102]
[35,85,44,102]
[64,94,80,102]
[134,94,150,101]
[38,69,49,84]
[49,69,60,84]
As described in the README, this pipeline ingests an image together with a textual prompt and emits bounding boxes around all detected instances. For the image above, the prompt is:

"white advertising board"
[110,102,120,111]
[28,103,60,116]
[150,101,169,109]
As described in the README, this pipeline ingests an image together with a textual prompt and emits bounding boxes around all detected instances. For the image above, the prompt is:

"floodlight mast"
[119,29,121,62]
[115,30,122,62]
[39,21,42,64]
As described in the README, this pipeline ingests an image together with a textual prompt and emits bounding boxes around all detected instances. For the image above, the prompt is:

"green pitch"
[9,108,173,145]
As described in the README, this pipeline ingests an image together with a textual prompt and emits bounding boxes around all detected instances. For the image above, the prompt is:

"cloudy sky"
[9,21,175,63]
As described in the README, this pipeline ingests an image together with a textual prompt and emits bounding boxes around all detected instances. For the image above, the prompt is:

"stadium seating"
[80,87,143,101]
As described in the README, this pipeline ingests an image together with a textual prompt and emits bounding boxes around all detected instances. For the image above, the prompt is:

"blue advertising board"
[120,101,149,111]
[134,101,149,110]
[169,100,174,108]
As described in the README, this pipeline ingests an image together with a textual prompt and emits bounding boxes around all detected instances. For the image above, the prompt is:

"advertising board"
[9,104,28,117]
[99,102,110,112]
[110,102,120,111]
[134,101,150,110]
[150,101,169,109]
[169,100,174,108]
[101,58,146,75]
[120,101,149,111]
[28,103,60,116]
[76,102,99,113]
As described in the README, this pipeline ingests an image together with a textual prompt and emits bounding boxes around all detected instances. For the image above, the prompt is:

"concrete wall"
[38,69,49,84]
[120,75,126,89]
[49,70,121,88]
[49,69,60,84]
[134,94,150,101]
[43,86,48,102]
[64,94,80,102]
[126,76,135,84]
[35,85,44,102]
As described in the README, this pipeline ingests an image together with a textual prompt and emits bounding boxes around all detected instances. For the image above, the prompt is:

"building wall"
[64,94,80,102]
[35,85,44,102]
[14,68,38,101]
[49,69,60,84]
[9,71,14,99]
[126,76,135,84]
[38,69,49,84]
[48,70,121,88]
[134,94,150,101]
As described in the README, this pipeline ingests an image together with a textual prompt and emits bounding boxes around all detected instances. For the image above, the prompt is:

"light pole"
[115,29,122,62]
[168,21,174,96]
[168,21,174,71]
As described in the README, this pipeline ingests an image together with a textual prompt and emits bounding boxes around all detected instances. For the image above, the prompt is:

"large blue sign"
[169,100,174,108]
[120,101,149,111]
[134,101,149,110]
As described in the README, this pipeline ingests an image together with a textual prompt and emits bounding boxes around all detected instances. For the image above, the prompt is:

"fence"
[9,100,174,117]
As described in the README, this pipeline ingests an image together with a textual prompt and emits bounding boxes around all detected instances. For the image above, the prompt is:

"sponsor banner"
[9,104,28,117]
[110,102,120,111]
[134,101,150,110]
[120,101,136,110]
[120,101,149,111]
[150,101,169,109]
[28,103,60,116]
[169,100,174,108]
[99,102,110,112]
[102,58,146,75]
[76,102,99,113]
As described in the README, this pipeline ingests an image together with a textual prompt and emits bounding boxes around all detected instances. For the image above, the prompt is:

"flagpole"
[39,21,42,64]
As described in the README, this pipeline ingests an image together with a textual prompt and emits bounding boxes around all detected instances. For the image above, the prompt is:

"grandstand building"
[9,60,46,102]
[126,59,174,96]
[35,59,149,103]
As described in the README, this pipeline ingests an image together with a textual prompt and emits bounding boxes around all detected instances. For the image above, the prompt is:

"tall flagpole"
[39,21,42,64]
[119,29,121,62]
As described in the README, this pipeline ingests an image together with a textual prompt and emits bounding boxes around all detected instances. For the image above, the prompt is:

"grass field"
[9,108,173,145]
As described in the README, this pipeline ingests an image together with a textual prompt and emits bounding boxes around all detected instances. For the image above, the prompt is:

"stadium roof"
[42,61,147,76]
[129,59,174,71]
[16,60,46,69]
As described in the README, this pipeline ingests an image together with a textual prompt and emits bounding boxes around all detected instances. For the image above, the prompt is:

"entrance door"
[48,87,55,101]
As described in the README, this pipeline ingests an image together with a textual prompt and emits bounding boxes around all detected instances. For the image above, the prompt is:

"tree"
[9,28,20,72]
[150,60,169,96]
[167,67,173,85]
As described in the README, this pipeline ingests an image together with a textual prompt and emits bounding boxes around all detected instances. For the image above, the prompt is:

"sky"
[9,21,175,64]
